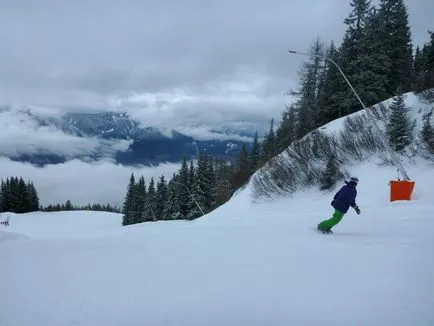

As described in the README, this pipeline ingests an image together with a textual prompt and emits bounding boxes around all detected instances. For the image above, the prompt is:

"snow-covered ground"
[1,157,433,326]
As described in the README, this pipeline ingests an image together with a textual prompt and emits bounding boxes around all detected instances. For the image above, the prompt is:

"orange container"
[389,180,415,202]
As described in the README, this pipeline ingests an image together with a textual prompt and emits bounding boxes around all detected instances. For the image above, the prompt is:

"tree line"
[0,177,122,214]
[40,201,121,213]
[123,153,230,225]
[0,177,39,213]
[122,129,278,225]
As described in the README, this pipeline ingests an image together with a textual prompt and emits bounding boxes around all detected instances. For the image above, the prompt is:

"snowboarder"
[317,177,361,233]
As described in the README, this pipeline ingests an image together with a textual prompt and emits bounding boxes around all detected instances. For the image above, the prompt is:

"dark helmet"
[348,176,359,186]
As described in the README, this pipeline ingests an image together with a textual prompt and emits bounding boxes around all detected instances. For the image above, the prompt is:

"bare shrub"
[417,89,434,104]
[339,130,363,161]
[319,155,346,190]
[339,115,385,159]
[253,129,344,199]
[369,103,389,121]
[310,131,345,164]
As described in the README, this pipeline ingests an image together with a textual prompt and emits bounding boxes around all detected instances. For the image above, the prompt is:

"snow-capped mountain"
[0,106,253,166]
[60,112,166,140]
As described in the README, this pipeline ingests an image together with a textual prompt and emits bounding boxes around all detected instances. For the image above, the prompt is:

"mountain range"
[0,106,254,166]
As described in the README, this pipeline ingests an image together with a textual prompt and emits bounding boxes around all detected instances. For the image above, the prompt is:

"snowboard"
[316,228,333,234]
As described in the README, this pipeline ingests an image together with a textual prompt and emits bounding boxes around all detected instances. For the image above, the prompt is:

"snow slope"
[251,91,434,201]
[1,157,433,326]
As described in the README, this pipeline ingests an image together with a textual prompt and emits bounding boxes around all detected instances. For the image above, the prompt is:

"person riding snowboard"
[317,176,361,233]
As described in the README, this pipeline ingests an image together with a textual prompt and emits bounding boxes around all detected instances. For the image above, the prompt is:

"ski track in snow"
[0,159,433,326]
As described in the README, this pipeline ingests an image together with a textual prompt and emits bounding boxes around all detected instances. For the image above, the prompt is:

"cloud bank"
[0,107,132,158]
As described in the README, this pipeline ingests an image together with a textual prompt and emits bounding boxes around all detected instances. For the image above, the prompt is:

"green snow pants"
[318,210,345,231]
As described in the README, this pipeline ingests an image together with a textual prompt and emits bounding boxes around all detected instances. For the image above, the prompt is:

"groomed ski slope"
[1,158,434,326]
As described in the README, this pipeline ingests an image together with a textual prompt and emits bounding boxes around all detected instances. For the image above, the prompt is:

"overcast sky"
[0,0,432,134]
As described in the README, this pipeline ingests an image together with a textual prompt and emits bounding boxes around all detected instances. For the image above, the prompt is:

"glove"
[354,206,361,215]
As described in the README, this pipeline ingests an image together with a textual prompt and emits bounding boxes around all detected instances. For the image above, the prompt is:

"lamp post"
[173,181,205,216]
[288,50,411,181]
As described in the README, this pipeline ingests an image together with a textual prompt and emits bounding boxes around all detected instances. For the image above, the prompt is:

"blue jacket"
[331,182,357,214]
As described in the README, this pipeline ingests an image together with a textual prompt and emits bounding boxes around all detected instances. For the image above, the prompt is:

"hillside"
[252,91,433,200]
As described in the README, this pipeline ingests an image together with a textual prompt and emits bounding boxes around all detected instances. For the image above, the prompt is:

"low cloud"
[174,126,254,142]
[123,75,292,136]
[0,157,181,208]
[0,107,132,158]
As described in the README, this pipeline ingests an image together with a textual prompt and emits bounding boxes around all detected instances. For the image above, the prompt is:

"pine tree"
[336,0,378,115]
[0,180,9,212]
[147,178,157,221]
[378,0,413,93]
[249,131,261,174]
[295,105,312,140]
[420,109,434,153]
[276,106,297,152]
[291,39,327,138]
[205,155,217,211]
[315,49,329,126]
[156,175,168,219]
[188,160,195,190]
[417,31,434,96]
[358,8,392,103]
[307,39,327,130]
[65,200,73,211]
[344,0,372,30]
[0,182,3,212]
[232,143,250,190]
[122,173,136,226]
[345,1,394,112]
[238,144,250,172]
[189,152,208,219]
[426,32,434,89]
[262,119,277,162]
[164,181,181,219]
[387,93,414,151]
[319,42,345,121]
[320,156,340,190]
[16,178,31,213]
[8,177,21,212]
[214,159,233,206]
[136,176,147,222]
[177,158,190,219]
[187,160,196,213]
[27,182,39,211]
